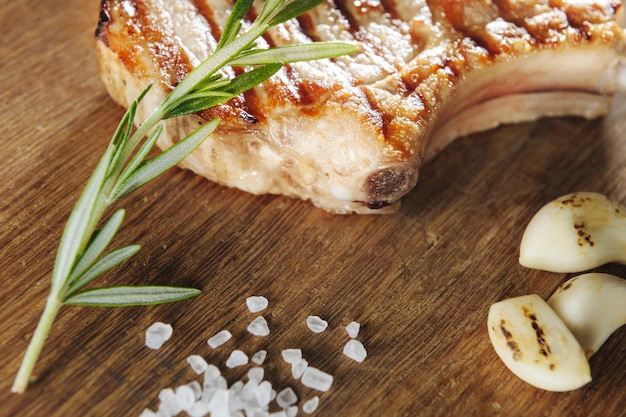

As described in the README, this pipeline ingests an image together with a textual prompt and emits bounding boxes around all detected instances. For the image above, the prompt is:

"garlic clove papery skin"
[548,273,626,358]
[487,294,591,392]
[519,192,626,273]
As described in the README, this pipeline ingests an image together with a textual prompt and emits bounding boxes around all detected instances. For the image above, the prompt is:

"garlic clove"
[548,273,626,358]
[487,294,591,392]
[519,192,626,273]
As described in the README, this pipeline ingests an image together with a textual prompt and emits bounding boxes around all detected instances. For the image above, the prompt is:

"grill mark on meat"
[335,0,414,74]
[333,0,398,68]
[190,0,223,44]
[96,0,112,38]
[331,1,361,37]
[491,0,551,26]
[133,0,196,89]
[295,14,320,42]
[379,0,402,21]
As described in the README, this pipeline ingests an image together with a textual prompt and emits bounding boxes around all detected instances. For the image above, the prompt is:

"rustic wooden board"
[1,1,624,416]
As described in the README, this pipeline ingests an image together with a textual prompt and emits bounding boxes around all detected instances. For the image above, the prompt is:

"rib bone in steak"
[95,0,626,213]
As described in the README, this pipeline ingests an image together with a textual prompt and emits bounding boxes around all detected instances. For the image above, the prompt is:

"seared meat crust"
[96,0,626,213]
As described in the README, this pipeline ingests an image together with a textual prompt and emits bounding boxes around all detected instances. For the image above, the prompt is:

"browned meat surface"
[95,0,626,213]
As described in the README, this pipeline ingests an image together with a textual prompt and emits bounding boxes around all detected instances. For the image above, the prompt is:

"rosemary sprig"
[12,0,356,394]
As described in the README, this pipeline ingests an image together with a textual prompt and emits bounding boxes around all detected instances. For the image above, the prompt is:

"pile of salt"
[141,296,367,416]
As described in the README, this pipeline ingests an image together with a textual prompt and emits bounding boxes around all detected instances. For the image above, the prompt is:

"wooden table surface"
[1,1,625,416]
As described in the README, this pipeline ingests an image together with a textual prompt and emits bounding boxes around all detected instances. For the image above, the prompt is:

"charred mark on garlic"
[574,223,594,247]
[560,194,593,209]
[523,307,551,357]
[499,320,522,361]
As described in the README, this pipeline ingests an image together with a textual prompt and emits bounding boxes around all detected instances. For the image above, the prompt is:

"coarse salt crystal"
[343,339,367,363]
[301,367,333,392]
[246,296,269,313]
[188,381,203,400]
[247,316,270,336]
[204,364,222,380]
[207,389,230,417]
[251,350,267,365]
[306,316,328,333]
[302,396,320,414]
[281,348,302,364]
[158,388,175,401]
[248,367,265,384]
[187,401,211,417]
[256,380,273,407]
[202,371,227,402]
[175,384,196,411]
[276,387,298,408]
[229,382,245,412]
[208,330,232,348]
[241,380,258,405]
[247,411,270,417]
[249,410,271,417]
[187,355,209,374]
[157,388,182,416]
[346,321,360,338]
[291,358,308,379]
[286,405,298,417]
[139,409,157,417]
[226,350,249,368]
[145,322,173,350]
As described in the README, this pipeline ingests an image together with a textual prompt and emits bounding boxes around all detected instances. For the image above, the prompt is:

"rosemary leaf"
[67,208,126,285]
[229,42,357,66]
[66,245,141,296]
[114,118,219,199]
[111,125,164,199]
[216,0,253,49]
[225,63,283,93]
[267,0,325,26]
[64,286,201,307]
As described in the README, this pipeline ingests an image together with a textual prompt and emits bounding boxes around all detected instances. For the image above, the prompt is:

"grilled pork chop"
[95,0,626,214]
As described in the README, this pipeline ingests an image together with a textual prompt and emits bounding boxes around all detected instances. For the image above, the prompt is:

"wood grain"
[1,1,624,416]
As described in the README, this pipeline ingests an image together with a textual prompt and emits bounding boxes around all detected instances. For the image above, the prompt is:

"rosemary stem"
[12,294,63,394]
